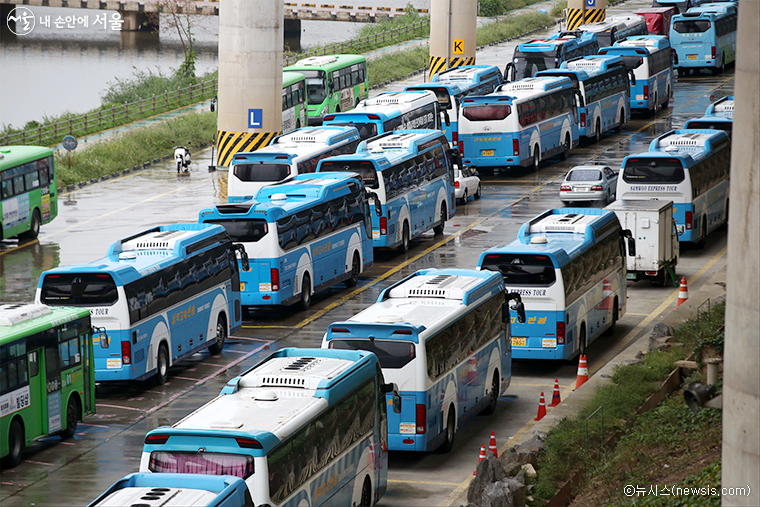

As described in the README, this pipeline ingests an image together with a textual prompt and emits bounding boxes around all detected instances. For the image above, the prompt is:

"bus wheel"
[155,343,170,385]
[482,371,499,415]
[359,477,372,507]
[399,221,410,254]
[579,324,587,357]
[696,221,708,249]
[561,133,571,160]
[346,252,361,287]
[532,146,540,172]
[605,297,619,335]
[594,120,601,144]
[299,273,312,311]
[439,406,456,453]
[663,87,671,108]
[208,314,227,355]
[4,419,24,468]
[20,209,41,239]
[60,396,80,439]
[614,110,624,133]
[295,120,301,129]
[433,203,446,235]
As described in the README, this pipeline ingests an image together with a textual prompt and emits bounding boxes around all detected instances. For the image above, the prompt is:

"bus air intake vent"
[543,224,578,232]
[407,288,448,298]
[260,376,307,387]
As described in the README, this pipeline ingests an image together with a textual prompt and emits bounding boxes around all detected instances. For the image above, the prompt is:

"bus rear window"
[622,158,685,183]
[149,451,254,479]
[41,273,118,306]
[462,105,511,121]
[684,122,732,136]
[233,163,291,182]
[480,254,556,286]
[673,20,711,33]
[319,160,378,188]
[327,122,377,140]
[206,219,268,243]
[328,339,416,369]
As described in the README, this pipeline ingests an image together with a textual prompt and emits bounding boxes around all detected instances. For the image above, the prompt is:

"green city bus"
[0,304,95,467]
[284,54,368,125]
[1,146,58,241]
[282,71,308,134]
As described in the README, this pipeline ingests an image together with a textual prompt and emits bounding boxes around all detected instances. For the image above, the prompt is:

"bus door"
[43,343,64,434]
[81,331,95,414]
[25,348,44,440]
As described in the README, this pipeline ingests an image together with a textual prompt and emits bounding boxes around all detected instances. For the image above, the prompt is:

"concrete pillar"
[428,0,476,79]
[216,0,283,167]
[722,1,760,505]
[567,0,607,30]
[119,11,155,32]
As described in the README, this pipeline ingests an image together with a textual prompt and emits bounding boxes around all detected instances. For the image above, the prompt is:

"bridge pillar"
[119,10,157,32]
[428,0,476,79]
[216,0,283,167]
[722,1,760,505]
[567,0,606,31]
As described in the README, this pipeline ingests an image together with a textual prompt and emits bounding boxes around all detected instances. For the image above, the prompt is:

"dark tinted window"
[462,105,511,121]
[480,254,557,286]
[233,163,291,183]
[673,20,711,33]
[329,339,416,369]
[319,160,378,188]
[41,273,118,306]
[206,219,268,243]
[567,169,602,181]
[328,122,377,140]
[622,158,685,183]
[684,121,732,137]
[149,451,254,479]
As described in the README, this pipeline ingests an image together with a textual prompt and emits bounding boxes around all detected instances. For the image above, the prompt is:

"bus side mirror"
[366,191,382,216]
[443,110,451,127]
[503,63,513,82]
[234,244,250,272]
[628,70,636,86]
[504,292,526,324]
[92,326,109,348]
[382,383,402,413]
[621,229,636,257]
[574,90,585,107]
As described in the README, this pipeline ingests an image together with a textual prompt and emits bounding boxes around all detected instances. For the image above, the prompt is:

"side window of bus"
[58,335,80,369]
[0,341,29,395]
[538,99,546,120]
[38,159,50,187]
[383,116,403,133]
[433,146,447,180]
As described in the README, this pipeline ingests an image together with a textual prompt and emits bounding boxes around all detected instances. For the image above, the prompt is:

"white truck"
[605,200,679,287]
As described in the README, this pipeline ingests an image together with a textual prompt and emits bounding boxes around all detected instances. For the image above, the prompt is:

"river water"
[0,1,428,130]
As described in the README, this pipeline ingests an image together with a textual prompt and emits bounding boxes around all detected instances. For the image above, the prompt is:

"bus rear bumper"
[461,156,525,168]
[388,433,427,452]
[512,346,567,360]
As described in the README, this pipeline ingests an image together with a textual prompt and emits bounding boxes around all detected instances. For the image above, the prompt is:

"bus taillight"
[556,322,565,345]
[121,341,132,365]
[685,211,693,230]
[236,438,263,449]
[144,434,169,445]
[270,268,280,291]
[513,139,519,156]
[452,131,458,147]
[580,112,586,127]
[458,140,464,156]
[711,46,716,60]
[415,404,426,434]
[644,85,649,101]
[380,217,388,235]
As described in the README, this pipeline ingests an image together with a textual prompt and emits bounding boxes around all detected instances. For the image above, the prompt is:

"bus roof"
[0,145,54,170]
[325,268,504,343]
[610,35,670,52]
[324,90,436,123]
[429,65,502,86]
[88,473,247,507]
[516,30,596,53]
[485,76,574,101]
[648,129,729,155]
[200,172,363,222]
[705,96,733,119]
[37,224,229,287]
[478,209,620,268]
[317,130,446,170]
[282,71,305,88]
[231,126,360,165]
[560,54,626,74]
[576,13,646,33]
[0,304,90,343]
[285,54,365,72]
[680,2,736,16]
[143,348,378,453]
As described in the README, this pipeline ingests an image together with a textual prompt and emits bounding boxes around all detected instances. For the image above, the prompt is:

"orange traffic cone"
[534,392,547,421]
[549,378,562,407]
[473,444,486,475]
[488,431,498,458]
[576,355,589,389]
[676,277,689,308]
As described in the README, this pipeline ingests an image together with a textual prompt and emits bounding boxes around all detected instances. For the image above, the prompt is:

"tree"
[150,0,199,78]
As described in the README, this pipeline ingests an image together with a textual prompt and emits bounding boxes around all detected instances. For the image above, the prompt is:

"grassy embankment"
[530,301,726,506]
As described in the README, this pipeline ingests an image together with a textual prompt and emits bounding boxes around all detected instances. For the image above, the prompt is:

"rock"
[521,463,536,477]
[481,481,514,507]
[649,323,675,349]
[526,484,535,493]
[516,433,546,455]
[635,351,645,360]
[467,454,507,505]
[502,472,527,506]
[527,495,534,502]
[503,461,522,477]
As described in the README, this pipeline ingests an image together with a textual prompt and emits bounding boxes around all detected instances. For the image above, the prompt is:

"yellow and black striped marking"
[429,56,476,77]
[216,131,280,168]
[567,8,606,30]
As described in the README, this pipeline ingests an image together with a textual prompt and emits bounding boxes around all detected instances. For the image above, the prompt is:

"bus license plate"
[240,283,245,292]
[688,54,697,60]
[482,149,494,156]
[511,337,526,347]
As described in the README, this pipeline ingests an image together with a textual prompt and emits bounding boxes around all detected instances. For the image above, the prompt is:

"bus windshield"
[480,254,557,286]
[149,451,254,479]
[319,160,378,188]
[233,163,291,182]
[513,52,557,80]
[41,273,118,306]
[205,219,268,243]
[623,158,685,183]
[299,70,328,104]
[328,339,416,369]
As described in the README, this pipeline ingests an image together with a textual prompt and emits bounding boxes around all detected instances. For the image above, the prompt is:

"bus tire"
[60,395,80,439]
[720,200,729,231]
[399,222,410,254]
[433,203,446,235]
[696,220,707,249]
[359,476,372,507]
[295,119,301,129]
[20,209,41,240]
[4,419,24,468]
[579,324,587,357]
[614,109,624,133]
[481,371,499,415]
[560,133,570,160]
[208,314,227,355]
[594,120,601,144]
[663,87,671,108]
[155,342,170,385]
[651,94,658,116]
[299,273,312,311]
[605,297,619,335]
[439,406,456,453]
[532,145,540,172]
[346,252,361,287]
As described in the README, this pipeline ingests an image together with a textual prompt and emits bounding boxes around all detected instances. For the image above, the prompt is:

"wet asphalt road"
[0,10,735,507]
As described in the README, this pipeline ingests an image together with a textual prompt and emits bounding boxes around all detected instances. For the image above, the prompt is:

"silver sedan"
[560,165,618,205]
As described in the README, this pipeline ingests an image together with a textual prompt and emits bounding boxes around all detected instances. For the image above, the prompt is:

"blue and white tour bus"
[317,130,456,253]
[683,95,733,137]
[616,129,730,247]
[670,2,737,76]
[322,90,439,140]
[88,473,253,507]
[458,76,579,170]
[477,209,629,360]
[36,224,246,384]
[139,348,398,507]
[227,126,360,203]
[322,268,525,452]
[599,36,673,114]
[200,172,377,311]
[535,54,631,142]
[577,14,648,48]
[504,31,599,82]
